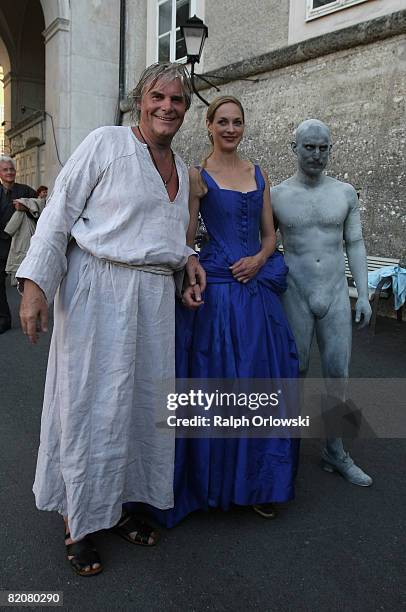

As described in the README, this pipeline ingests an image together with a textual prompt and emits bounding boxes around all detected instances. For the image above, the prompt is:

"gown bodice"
[198,165,288,295]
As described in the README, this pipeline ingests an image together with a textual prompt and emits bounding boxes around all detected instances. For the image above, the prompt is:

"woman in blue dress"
[152,95,300,527]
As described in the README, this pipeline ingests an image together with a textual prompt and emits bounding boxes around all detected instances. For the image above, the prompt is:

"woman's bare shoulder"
[239,159,254,171]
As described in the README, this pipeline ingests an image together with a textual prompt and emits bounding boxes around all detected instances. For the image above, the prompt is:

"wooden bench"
[345,254,403,334]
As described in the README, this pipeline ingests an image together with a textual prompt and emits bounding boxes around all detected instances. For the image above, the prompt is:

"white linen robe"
[17,126,193,540]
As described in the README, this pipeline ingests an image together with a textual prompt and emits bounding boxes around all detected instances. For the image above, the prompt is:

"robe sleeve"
[184,244,198,258]
[16,129,105,302]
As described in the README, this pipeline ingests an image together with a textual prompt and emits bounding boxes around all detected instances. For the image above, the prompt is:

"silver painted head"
[292,119,332,177]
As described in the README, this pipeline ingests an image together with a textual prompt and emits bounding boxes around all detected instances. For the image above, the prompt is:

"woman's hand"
[230,253,267,283]
[183,256,206,308]
[186,255,206,293]
[181,284,205,309]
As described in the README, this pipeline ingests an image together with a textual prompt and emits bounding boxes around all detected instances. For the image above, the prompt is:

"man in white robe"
[17,62,205,576]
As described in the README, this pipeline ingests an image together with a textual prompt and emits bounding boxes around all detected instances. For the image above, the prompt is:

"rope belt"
[99,258,175,276]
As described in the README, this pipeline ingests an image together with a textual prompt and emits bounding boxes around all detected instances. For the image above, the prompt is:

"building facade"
[0,0,405,257]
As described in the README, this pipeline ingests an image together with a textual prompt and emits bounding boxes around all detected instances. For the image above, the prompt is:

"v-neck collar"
[129,127,181,204]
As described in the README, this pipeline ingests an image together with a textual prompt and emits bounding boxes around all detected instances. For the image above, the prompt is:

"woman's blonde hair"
[201,95,245,169]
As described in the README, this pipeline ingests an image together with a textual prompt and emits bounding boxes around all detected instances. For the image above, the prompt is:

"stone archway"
[0,0,46,186]
[40,0,70,27]
[0,0,72,185]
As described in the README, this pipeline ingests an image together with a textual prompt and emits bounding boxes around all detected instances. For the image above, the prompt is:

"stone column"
[42,16,71,186]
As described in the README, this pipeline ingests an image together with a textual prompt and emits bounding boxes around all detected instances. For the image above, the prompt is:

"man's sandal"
[65,532,103,577]
[252,504,278,519]
[112,512,159,546]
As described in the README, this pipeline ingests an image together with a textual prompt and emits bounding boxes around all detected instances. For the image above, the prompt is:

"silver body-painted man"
[272,119,372,487]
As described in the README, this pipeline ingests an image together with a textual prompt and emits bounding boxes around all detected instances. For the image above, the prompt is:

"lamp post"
[180,15,210,106]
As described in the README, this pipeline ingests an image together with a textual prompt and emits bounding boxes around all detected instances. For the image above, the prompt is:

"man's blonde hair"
[130,62,193,121]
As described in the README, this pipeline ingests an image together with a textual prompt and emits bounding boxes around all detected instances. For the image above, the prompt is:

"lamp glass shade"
[183,27,205,58]
[181,16,208,61]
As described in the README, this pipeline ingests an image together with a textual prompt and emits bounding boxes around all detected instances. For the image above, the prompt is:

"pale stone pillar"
[41,0,120,186]
[42,16,71,186]
[69,0,120,151]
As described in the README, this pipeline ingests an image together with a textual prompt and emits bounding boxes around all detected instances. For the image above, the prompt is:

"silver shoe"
[321,449,373,487]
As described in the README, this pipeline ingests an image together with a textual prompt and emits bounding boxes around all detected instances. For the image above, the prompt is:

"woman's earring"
[207,131,213,143]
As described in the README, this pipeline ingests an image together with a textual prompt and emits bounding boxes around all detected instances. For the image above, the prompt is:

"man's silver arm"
[345,238,369,301]
[344,187,371,325]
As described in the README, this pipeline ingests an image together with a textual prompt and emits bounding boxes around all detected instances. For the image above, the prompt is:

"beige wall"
[126,0,148,94]
[202,0,289,72]
[14,144,45,188]
[69,0,120,150]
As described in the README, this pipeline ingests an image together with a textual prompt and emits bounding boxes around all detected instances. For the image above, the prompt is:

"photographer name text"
[166,415,310,428]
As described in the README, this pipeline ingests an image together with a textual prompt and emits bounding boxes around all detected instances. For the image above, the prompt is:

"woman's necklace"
[137,125,175,189]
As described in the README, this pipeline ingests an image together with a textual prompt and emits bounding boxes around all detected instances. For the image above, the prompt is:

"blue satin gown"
[152,165,300,526]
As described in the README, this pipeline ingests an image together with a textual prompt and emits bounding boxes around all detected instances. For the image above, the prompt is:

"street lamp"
[180,15,210,106]
[181,15,208,63]
[180,15,258,106]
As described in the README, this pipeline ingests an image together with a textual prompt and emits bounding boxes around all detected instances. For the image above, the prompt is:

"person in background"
[0,155,36,333]
[36,186,48,200]
[4,193,47,285]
